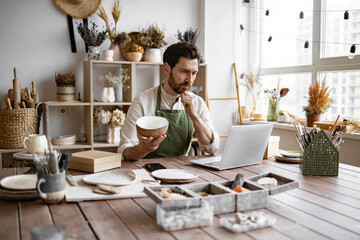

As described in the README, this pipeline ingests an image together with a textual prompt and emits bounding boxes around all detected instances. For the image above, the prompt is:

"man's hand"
[137,132,167,153]
[123,133,167,161]
[181,91,196,117]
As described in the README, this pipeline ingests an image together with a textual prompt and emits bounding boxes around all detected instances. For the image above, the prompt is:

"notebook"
[190,124,273,170]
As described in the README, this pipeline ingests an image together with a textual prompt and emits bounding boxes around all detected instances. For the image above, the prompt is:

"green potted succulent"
[138,24,167,62]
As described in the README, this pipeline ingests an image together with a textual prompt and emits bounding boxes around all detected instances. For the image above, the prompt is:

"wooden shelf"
[41,61,207,152]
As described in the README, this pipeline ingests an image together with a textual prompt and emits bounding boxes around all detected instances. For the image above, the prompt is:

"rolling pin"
[31,81,39,104]
[25,88,35,108]
[21,101,26,108]
[13,68,21,109]
[7,89,13,108]
[6,98,12,109]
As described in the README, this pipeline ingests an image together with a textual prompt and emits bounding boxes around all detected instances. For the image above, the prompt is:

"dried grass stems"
[139,24,167,49]
[77,22,107,46]
[241,67,263,110]
[176,28,200,45]
[97,0,121,44]
[55,71,76,87]
[304,77,333,114]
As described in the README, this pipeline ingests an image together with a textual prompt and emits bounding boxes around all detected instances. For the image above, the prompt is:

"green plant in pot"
[139,24,167,62]
[303,77,333,127]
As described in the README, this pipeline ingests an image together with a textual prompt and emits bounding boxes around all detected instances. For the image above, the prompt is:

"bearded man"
[118,42,219,160]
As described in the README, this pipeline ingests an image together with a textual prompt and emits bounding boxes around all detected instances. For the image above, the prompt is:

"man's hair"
[163,42,200,68]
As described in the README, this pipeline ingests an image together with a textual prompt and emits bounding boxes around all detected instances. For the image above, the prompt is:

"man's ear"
[164,62,171,77]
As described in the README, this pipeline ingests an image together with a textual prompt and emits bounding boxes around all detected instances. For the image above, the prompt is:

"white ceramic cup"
[103,50,114,61]
[23,134,48,154]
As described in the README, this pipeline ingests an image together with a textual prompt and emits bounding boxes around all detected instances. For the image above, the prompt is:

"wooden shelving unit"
[42,60,207,151]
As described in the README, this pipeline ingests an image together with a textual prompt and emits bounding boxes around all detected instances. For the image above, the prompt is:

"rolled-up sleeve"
[195,98,219,155]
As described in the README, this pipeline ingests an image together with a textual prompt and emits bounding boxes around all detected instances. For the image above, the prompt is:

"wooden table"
[1,156,360,240]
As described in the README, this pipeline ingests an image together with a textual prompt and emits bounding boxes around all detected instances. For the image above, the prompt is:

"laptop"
[190,124,273,170]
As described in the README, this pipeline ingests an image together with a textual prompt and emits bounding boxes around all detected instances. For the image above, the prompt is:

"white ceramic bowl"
[136,116,169,138]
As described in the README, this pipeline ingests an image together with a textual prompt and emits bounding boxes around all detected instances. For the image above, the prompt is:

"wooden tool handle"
[13,68,17,79]
[26,88,32,100]
[6,98,12,109]
[31,81,36,92]
[21,101,26,108]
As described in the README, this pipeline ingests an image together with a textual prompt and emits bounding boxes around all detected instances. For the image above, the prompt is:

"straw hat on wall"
[54,0,102,19]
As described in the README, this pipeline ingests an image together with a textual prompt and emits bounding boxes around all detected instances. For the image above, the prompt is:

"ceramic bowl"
[127,52,142,62]
[136,116,169,139]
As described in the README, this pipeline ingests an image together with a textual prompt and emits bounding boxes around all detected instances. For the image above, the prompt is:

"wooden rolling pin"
[7,89,13,108]
[6,98,12,109]
[13,68,21,109]
[25,88,35,108]
[31,81,39,104]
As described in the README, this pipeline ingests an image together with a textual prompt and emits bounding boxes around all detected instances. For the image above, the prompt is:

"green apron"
[145,85,193,158]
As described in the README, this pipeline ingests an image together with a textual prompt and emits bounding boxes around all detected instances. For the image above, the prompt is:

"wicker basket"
[300,130,339,176]
[0,106,41,149]
[56,86,76,101]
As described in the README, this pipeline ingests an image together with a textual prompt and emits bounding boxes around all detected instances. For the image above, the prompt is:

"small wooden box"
[216,180,268,212]
[263,136,280,159]
[183,182,236,214]
[69,150,122,173]
[246,172,298,195]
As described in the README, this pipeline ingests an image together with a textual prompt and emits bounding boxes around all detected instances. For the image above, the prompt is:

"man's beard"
[168,72,192,94]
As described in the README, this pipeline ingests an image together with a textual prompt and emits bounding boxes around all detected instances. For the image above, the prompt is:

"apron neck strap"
[156,85,162,116]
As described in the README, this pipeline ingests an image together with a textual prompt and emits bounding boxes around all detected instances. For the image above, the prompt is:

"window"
[248,0,360,120]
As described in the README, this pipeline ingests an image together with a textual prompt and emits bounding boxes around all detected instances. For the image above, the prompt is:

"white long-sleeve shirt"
[118,85,219,157]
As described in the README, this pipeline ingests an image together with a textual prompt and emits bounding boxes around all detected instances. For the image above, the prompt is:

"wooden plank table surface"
[0,156,359,240]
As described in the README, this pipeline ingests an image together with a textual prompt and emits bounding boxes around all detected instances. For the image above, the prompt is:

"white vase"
[144,48,161,62]
[107,125,121,144]
[88,46,100,60]
[101,87,115,103]
[109,43,120,61]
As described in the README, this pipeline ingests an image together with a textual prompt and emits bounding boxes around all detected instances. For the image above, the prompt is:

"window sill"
[242,119,360,141]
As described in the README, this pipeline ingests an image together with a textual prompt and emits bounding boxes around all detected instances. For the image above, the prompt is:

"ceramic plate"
[279,150,301,158]
[151,169,198,183]
[275,154,300,163]
[83,169,137,186]
[13,151,34,160]
[0,174,37,190]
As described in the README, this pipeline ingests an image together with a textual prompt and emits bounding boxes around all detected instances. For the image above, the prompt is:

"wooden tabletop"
[1,156,360,240]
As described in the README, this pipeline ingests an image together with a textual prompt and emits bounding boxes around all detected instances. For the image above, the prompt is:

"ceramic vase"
[107,125,121,144]
[101,87,115,103]
[144,48,161,62]
[109,43,120,61]
[306,113,321,127]
[88,46,100,60]
[267,99,280,122]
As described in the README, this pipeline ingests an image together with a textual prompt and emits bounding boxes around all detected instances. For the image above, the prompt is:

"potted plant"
[77,22,107,60]
[55,71,76,101]
[121,32,145,62]
[138,24,167,62]
[97,0,127,60]
[303,77,333,127]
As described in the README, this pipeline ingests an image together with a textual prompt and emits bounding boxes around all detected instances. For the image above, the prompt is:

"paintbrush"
[329,115,340,138]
